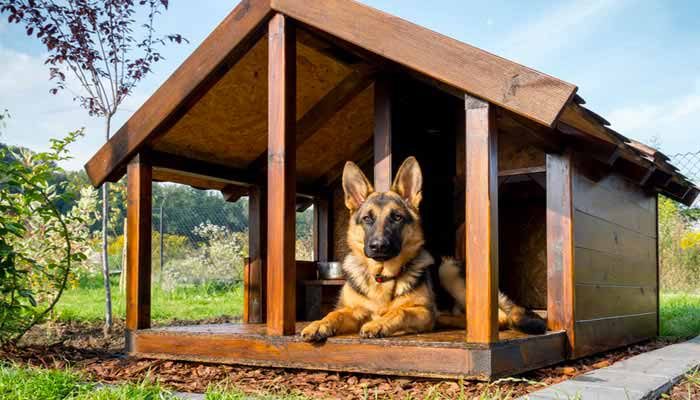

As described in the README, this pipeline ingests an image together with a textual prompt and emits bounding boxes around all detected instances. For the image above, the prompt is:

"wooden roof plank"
[84,0,275,187]
[271,0,577,127]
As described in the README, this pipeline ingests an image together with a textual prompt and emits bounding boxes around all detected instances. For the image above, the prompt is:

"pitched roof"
[84,0,698,206]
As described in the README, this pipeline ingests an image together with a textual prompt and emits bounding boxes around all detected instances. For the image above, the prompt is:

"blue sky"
[1,0,699,171]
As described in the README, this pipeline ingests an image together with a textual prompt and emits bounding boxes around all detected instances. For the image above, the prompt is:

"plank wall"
[572,165,658,357]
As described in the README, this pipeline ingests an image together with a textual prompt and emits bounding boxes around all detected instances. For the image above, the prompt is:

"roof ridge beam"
[271,0,576,127]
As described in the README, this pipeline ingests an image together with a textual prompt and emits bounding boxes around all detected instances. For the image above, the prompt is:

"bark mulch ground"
[663,371,700,399]
[1,320,682,399]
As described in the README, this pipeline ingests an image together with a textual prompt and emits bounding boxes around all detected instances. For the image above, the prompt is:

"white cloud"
[499,0,628,64]
[0,44,148,171]
[607,80,700,154]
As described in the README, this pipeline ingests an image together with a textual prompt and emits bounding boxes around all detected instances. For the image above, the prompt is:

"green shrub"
[659,196,700,292]
[0,132,96,344]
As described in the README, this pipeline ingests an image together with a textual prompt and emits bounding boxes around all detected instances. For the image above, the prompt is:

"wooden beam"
[266,14,297,336]
[222,184,249,203]
[496,110,563,154]
[85,0,274,187]
[245,185,267,324]
[271,0,576,127]
[151,151,255,187]
[464,95,499,344]
[498,166,546,177]
[557,103,618,146]
[374,74,393,192]
[126,153,152,333]
[313,194,332,262]
[249,64,376,174]
[546,151,575,355]
[315,138,374,187]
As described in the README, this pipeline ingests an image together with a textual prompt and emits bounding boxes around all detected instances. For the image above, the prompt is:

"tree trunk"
[102,115,113,336]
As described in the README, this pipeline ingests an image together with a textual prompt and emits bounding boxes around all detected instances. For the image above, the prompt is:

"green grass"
[0,364,173,400]
[0,364,316,400]
[54,275,243,323]
[660,292,700,338]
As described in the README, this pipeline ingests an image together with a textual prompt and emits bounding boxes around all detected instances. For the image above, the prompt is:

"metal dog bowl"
[317,261,344,280]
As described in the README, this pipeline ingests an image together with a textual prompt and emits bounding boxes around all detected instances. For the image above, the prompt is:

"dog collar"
[374,274,396,283]
[374,264,407,283]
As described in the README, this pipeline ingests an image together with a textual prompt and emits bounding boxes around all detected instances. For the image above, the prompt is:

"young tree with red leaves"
[1,0,187,334]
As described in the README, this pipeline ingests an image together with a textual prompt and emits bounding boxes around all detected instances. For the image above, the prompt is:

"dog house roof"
[84,0,699,206]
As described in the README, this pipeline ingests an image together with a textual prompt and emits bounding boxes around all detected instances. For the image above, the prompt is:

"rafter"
[249,64,376,174]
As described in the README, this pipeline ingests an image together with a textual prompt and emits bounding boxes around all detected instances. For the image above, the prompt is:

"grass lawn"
[0,364,310,400]
[53,275,243,323]
[660,293,700,338]
[0,364,171,400]
[0,363,528,400]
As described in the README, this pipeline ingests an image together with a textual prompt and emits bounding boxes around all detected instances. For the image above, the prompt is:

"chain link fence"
[669,150,700,207]
[147,183,313,292]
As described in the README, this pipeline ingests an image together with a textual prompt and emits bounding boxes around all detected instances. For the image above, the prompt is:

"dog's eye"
[391,213,404,223]
[362,215,374,225]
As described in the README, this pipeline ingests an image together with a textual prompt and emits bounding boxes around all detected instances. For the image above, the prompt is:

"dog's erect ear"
[391,156,423,209]
[343,161,374,211]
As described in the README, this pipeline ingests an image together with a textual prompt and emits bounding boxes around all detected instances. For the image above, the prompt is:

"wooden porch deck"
[128,323,567,380]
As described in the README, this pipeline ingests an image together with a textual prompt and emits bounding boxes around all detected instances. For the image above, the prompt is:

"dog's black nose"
[368,238,391,253]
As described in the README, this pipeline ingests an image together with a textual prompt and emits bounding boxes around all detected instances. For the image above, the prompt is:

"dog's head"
[343,156,425,262]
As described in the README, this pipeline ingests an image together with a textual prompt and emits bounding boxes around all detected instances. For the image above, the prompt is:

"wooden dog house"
[85,0,699,380]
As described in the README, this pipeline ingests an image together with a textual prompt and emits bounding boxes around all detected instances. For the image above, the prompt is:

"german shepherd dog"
[301,157,544,342]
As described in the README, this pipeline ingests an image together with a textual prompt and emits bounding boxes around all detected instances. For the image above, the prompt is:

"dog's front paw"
[359,321,390,338]
[301,320,335,342]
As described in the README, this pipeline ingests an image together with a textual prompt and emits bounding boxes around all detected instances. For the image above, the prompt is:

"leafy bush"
[159,223,247,291]
[0,132,96,344]
[659,196,700,292]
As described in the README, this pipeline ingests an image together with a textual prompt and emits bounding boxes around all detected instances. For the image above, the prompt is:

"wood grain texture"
[249,64,376,175]
[575,285,657,321]
[85,0,274,186]
[271,0,576,127]
[246,185,266,324]
[545,152,575,353]
[373,74,392,192]
[313,195,332,262]
[499,182,547,310]
[571,167,659,358]
[573,313,657,358]
[150,151,256,187]
[130,323,567,379]
[464,95,499,343]
[266,14,297,336]
[126,154,152,332]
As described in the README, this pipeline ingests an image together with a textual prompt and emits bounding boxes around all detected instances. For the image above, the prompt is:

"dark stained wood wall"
[571,164,658,358]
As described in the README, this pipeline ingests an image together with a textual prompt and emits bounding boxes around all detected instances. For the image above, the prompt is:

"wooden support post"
[313,194,332,262]
[245,185,266,324]
[266,13,296,336]
[126,153,152,332]
[546,151,575,352]
[374,75,392,192]
[464,95,499,344]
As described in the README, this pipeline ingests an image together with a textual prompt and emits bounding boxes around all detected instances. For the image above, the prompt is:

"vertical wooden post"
[464,95,499,344]
[266,13,296,336]
[313,194,331,262]
[126,153,152,333]
[374,75,392,192]
[546,151,575,351]
[245,185,266,324]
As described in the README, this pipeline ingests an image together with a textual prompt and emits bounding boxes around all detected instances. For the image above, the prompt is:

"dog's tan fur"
[301,157,436,341]
[439,258,546,334]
